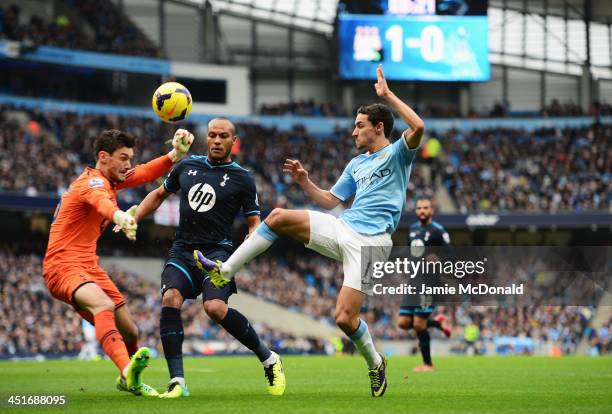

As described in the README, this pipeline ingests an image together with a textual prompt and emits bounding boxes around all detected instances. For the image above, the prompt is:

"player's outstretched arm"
[134,186,172,222]
[283,159,341,210]
[111,186,170,235]
[374,64,425,149]
[117,129,194,190]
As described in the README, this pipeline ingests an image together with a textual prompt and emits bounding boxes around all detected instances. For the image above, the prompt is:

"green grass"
[1,356,611,413]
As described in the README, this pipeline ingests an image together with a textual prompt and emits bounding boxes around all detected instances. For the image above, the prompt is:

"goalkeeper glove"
[113,206,138,241]
[167,129,194,162]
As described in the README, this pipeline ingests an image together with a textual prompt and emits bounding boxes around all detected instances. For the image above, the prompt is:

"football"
[152,81,192,123]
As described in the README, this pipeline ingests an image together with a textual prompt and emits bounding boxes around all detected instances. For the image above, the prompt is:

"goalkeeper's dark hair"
[94,129,136,160]
[356,103,394,138]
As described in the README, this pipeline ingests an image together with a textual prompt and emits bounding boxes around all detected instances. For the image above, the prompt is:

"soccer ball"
[152,81,192,123]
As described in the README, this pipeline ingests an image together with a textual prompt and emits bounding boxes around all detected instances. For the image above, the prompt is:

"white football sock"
[221,222,278,277]
[349,319,382,369]
[170,377,185,387]
[262,353,278,367]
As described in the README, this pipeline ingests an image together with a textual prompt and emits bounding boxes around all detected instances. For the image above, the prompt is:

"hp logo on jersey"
[188,183,216,212]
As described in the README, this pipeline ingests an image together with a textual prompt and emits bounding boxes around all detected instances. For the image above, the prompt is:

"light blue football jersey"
[330,137,418,235]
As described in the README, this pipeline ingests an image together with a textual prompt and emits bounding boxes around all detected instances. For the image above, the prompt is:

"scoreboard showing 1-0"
[338,14,489,81]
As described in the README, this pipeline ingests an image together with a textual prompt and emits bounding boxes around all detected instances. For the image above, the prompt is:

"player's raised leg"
[204,297,285,396]
[194,209,310,286]
[335,286,387,397]
[429,314,451,338]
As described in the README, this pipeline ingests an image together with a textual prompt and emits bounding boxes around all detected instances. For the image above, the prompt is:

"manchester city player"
[195,65,424,397]
[132,118,285,398]
[398,197,452,372]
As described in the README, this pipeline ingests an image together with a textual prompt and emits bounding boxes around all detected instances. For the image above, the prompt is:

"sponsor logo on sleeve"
[88,178,105,188]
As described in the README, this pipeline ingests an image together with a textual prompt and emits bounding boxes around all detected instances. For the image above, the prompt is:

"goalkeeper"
[42,128,193,397]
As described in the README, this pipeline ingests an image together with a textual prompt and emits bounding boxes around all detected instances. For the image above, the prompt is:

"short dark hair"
[94,129,136,160]
[356,103,394,138]
[416,197,433,207]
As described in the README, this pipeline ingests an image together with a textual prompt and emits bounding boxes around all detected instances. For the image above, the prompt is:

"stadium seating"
[0,105,608,213]
[0,1,160,57]
[1,248,608,358]
[0,250,330,358]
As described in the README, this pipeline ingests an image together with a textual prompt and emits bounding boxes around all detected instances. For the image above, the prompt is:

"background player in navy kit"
[398,197,452,372]
[132,118,285,398]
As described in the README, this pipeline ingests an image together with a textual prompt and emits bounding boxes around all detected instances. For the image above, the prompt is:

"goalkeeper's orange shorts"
[44,264,125,311]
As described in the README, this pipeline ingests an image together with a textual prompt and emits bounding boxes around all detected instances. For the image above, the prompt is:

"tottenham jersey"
[408,220,451,247]
[330,137,418,235]
[163,155,259,251]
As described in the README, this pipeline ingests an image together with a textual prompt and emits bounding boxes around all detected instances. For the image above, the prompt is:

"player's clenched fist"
[113,206,138,241]
[168,129,194,162]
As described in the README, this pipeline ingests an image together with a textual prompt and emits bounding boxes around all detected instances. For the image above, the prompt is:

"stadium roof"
[184,0,339,34]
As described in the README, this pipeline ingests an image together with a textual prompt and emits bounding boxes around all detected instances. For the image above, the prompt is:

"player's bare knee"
[89,297,115,314]
[162,288,183,308]
[334,309,357,332]
[398,316,413,330]
[413,318,427,332]
[265,208,286,231]
[203,300,228,322]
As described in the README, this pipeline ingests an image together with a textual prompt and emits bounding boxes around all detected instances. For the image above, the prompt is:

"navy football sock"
[417,329,432,366]
[220,308,272,362]
[160,307,185,379]
[427,319,442,330]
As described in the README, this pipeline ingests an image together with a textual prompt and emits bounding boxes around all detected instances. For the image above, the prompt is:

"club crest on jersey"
[378,151,389,160]
[188,183,216,212]
[88,178,105,188]
[220,173,229,187]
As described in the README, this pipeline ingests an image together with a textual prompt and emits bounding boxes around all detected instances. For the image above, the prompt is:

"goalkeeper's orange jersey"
[43,155,173,271]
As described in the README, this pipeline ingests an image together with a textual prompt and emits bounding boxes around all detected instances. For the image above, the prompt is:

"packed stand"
[585,317,612,356]
[0,250,328,358]
[439,124,611,212]
[259,100,347,117]
[72,0,161,57]
[0,4,89,51]
[540,99,612,118]
[0,2,160,57]
[0,105,431,212]
[0,105,609,214]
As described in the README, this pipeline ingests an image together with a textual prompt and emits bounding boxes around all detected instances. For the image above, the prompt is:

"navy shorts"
[399,293,435,317]
[161,247,237,302]
[399,306,436,318]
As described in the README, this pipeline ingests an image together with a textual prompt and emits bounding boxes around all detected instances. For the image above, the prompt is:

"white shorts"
[305,210,393,294]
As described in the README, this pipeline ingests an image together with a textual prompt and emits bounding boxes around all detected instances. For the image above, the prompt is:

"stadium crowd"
[259,100,347,117]
[0,250,329,359]
[258,100,612,119]
[1,249,608,358]
[1,105,609,213]
[440,124,610,212]
[0,1,159,57]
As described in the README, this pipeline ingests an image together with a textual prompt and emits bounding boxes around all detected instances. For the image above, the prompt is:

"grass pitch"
[0,355,611,413]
